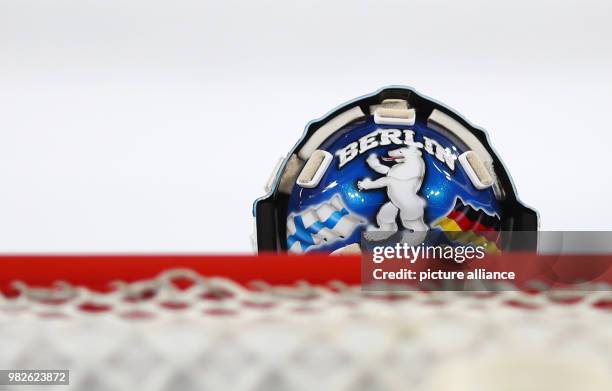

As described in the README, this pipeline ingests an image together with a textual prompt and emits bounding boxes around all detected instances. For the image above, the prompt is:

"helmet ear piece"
[254,87,538,253]
[459,151,494,190]
[296,150,333,189]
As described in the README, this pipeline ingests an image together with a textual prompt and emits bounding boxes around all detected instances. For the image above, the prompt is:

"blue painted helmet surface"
[254,88,538,254]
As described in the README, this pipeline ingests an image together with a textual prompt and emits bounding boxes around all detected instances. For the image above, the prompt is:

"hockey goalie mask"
[253,87,538,254]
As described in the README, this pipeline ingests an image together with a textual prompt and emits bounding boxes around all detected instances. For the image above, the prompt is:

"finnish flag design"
[286,195,366,253]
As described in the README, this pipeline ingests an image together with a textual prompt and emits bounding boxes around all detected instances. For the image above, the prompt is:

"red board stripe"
[0,254,362,293]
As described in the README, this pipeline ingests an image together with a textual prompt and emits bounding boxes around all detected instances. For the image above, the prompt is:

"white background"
[1,0,610,252]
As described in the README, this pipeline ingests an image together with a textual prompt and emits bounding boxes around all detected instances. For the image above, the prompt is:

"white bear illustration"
[357,146,428,233]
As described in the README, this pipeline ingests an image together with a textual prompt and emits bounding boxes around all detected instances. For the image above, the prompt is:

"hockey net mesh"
[1,268,611,391]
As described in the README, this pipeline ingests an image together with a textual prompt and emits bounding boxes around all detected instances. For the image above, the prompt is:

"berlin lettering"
[335,128,457,171]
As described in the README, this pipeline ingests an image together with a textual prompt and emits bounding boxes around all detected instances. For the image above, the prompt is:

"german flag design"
[431,198,502,254]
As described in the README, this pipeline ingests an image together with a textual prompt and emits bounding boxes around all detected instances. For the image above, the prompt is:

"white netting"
[0,269,611,391]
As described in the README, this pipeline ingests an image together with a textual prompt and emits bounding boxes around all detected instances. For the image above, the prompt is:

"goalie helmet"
[253,87,538,254]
